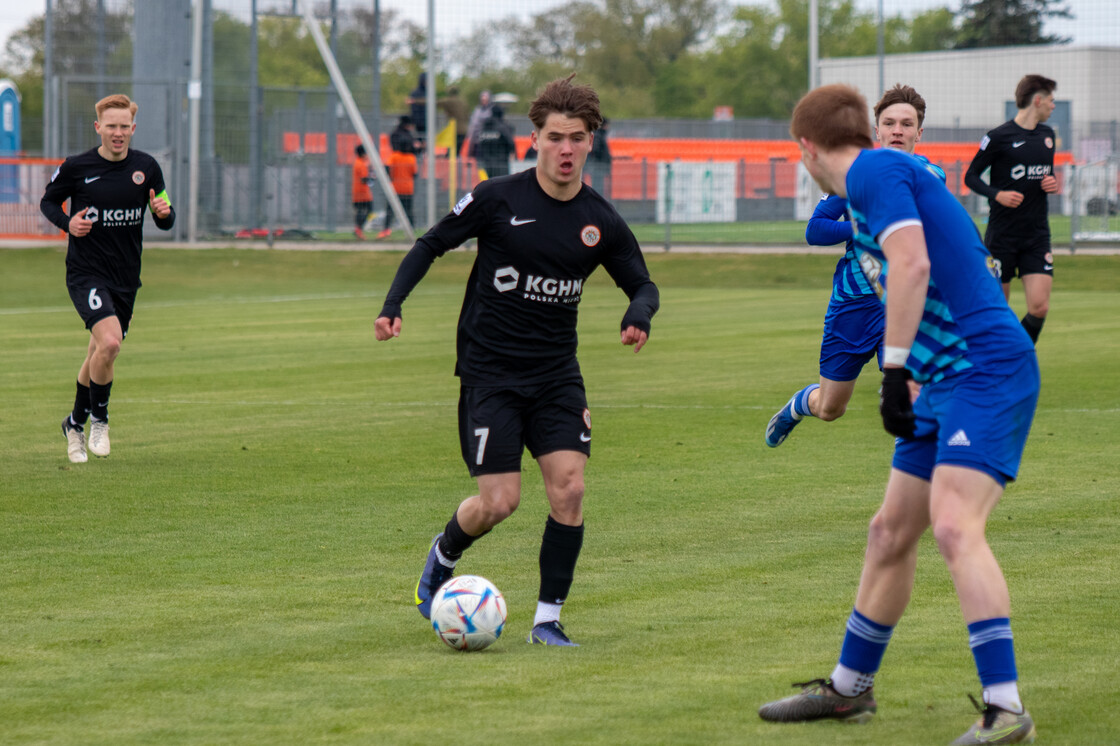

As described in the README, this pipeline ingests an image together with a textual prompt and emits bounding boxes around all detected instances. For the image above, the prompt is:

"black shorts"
[985,233,1053,283]
[67,277,137,336]
[458,380,591,477]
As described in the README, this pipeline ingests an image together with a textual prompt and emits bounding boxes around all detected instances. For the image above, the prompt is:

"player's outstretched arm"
[375,316,401,341]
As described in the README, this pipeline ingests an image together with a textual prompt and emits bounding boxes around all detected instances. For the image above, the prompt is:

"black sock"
[89,379,113,422]
[1021,313,1045,345]
[538,515,584,604]
[439,511,487,560]
[71,381,91,426]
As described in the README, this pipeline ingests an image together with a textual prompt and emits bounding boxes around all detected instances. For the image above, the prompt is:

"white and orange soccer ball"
[429,575,507,651]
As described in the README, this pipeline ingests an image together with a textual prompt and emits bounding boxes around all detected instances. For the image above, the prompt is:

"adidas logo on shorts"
[947,429,971,447]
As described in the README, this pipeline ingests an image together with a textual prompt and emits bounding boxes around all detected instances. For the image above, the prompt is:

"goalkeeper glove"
[880,367,916,439]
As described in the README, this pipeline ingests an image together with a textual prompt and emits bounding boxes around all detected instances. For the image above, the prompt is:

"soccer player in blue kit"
[375,76,659,647]
[766,84,945,447]
[758,85,1040,746]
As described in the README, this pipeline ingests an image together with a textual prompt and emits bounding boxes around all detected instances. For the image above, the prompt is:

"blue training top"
[808,154,946,304]
[844,148,1032,384]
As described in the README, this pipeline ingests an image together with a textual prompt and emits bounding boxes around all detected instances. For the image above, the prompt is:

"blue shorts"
[892,354,1040,486]
[819,294,884,381]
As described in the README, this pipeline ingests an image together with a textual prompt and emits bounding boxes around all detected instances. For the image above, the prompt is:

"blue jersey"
[808,154,946,304]
[845,148,1033,384]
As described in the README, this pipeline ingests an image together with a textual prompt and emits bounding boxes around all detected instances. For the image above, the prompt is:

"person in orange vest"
[380,118,419,239]
[351,144,374,239]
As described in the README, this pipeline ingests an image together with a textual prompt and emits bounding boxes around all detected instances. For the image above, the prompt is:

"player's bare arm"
[1040,174,1060,194]
[879,224,930,352]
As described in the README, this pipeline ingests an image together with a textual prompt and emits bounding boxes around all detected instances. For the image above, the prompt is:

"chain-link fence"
[4,0,1119,247]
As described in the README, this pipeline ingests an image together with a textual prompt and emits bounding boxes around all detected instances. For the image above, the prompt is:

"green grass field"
[322,214,1085,247]
[2,247,1118,745]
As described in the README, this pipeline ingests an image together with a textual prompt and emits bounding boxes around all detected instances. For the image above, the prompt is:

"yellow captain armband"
[150,189,172,212]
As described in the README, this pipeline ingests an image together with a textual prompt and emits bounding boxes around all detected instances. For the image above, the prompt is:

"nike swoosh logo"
[579,432,591,443]
[1012,141,1026,148]
[510,217,536,226]
[85,176,101,183]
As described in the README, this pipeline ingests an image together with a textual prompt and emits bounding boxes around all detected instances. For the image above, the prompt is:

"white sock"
[984,682,1023,713]
[532,601,562,627]
[434,544,456,569]
[830,663,875,696]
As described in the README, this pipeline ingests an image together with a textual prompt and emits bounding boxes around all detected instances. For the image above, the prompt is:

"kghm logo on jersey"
[581,224,601,247]
[492,265,584,304]
[86,205,144,228]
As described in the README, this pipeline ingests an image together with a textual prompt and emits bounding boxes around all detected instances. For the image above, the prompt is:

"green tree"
[908,8,960,51]
[657,0,924,119]
[1,0,133,152]
[955,0,1072,48]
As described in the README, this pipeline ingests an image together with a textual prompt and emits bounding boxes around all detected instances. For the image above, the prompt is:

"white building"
[820,45,1120,160]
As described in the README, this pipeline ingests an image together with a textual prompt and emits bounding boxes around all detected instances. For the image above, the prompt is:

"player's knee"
[547,477,585,516]
[1027,298,1049,317]
[96,336,122,361]
[478,491,520,525]
[930,519,968,563]
[866,511,914,562]
[816,398,847,422]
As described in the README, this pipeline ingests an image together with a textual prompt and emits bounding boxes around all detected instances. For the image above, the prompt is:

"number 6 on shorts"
[88,287,103,310]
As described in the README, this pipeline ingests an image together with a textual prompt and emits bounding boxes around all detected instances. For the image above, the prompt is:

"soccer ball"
[430,575,507,651]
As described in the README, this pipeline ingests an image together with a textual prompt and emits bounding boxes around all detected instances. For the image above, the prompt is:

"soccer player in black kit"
[41,94,175,463]
[375,75,659,646]
[965,75,1059,345]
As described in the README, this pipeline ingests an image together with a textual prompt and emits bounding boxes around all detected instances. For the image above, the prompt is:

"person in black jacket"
[587,116,612,196]
[40,93,176,463]
[475,106,516,178]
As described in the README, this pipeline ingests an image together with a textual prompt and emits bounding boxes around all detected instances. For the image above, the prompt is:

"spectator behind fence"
[475,106,516,179]
[381,119,418,239]
[587,116,613,196]
[352,143,374,240]
[407,73,428,144]
[437,85,469,155]
[465,90,494,154]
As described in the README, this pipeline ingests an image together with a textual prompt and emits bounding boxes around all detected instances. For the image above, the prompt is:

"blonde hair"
[95,94,138,121]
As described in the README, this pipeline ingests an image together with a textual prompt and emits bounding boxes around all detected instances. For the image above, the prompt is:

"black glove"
[880,367,916,439]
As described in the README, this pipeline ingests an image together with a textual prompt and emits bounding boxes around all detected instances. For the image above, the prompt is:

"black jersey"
[964,120,1056,240]
[381,169,659,387]
[41,147,175,291]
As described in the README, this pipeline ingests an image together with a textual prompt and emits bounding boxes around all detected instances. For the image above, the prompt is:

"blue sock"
[793,384,819,418]
[968,617,1018,687]
[838,608,894,675]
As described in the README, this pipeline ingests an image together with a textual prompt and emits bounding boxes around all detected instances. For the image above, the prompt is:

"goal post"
[295,0,415,243]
